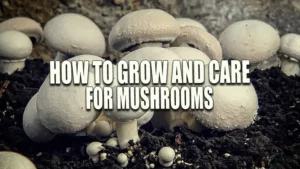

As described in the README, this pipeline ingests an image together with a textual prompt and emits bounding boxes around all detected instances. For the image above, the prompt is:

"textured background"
[0,0,300,62]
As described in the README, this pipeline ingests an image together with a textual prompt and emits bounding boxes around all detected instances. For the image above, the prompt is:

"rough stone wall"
[1,0,300,61]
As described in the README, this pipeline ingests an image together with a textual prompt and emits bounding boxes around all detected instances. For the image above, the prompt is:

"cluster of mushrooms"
[0,8,300,168]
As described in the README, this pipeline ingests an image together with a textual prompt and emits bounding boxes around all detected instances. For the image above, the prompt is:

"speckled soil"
[0,59,299,169]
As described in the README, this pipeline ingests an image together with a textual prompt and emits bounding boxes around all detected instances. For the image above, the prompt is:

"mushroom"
[37,55,103,134]
[0,17,43,45]
[219,20,280,66]
[168,47,211,64]
[23,94,56,143]
[103,86,148,149]
[279,33,300,76]
[108,9,180,53]
[117,153,129,168]
[0,30,33,74]
[0,151,36,169]
[43,13,106,61]
[86,142,105,163]
[137,110,154,128]
[175,18,207,31]
[158,147,175,167]
[106,137,119,147]
[191,66,258,131]
[170,26,222,61]
[249,55,281,72]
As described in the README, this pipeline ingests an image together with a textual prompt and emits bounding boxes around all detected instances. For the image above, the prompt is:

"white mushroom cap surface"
[171,26,222,61]
[219,20,280,63]
[44,13,106,57]
[23,94,56,143]
[280,33,300,60]
[168,47,211,64]
[106,137,119,147]
[176,18,207,31]
[158,147,175,167]
[37,55,102,134]
[0,151,36,169]
[192,68,258,131]
[0,30,32,60]
[109,9,180,52]
[137,110,154,128]
[0,17,43,44]
[86,142,104,156]
[93,121,113,137]
[117,153,129,167]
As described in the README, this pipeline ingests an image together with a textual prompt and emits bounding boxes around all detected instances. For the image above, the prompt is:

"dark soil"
[0,59,299,169]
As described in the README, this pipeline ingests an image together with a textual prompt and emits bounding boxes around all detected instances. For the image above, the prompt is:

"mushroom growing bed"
[0,59,299,169]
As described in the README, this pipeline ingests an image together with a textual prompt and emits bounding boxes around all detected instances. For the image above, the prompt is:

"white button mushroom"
[36,55,102,134]
[158,147,175,167]
[44,13,106,61]
[117,153,129,168]
[0,30,33,74]
[0,17,43,45]
[23,94,56,143]
[0,151,36,169]
[176,18,207,31]
[168,47,211,64]
[86,142,105,163]
[106,137,119,147]
[219,20,280,64]
[192,66,258,131]
[279,33,300,76]
[93,120,113,137]
[171,26,222,61]
[108,9,180,52]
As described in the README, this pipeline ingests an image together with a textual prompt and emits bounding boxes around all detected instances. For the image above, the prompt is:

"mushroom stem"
[130,42,163,52]
[54,52,70,61]
[0,58,26,74]
[281,57,300,76]
[116,119,139,148]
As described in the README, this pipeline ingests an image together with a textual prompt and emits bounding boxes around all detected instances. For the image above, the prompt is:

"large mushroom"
[108,9,180,53]
[0,17,43,45]
[37,55,103,134]
[0,151,36,169]
[219,20,280,70]
[23,94,56,143]
[170,26,223,61]
[44,13,106,61]
[176,18,207,31]
[0,30,33,74]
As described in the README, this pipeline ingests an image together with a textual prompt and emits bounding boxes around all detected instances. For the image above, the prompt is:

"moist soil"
[0,59,299,169]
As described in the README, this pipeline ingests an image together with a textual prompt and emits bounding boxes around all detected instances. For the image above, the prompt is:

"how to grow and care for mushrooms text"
[49,59,251,111]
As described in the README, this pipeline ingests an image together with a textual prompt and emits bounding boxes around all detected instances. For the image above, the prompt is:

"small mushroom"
[23,94,56,143]
[219,20,280,64]
[93,121,113,137]
[0,17,43,45]
[0,30,33,74]
[279,33,300,76]
[86,142,105,163]
[170,26,222,61]
[106,137,119,147]
[108,9,180,53]
[44,13,106,61]
[176,18,207,31]
[158,147,175,167]
[191,66,258,131]
[0,151,36,169]
[117,153,129,168]
[37,55,103,134]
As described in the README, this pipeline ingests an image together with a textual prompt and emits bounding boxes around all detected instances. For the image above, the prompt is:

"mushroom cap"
[37,55,102,134]
[44,13,106,57]
[168,47,211,64]
[93,120,113,137]
[86,142,104,156]
[0,30,32,60]
[117,153,128,164]
[171,26,222,61]
[137,110,154,127]
[23,94,56,143]
[219,20,280,63]
[108,9,180,52]
[121,47,181,86]
[176,18,207,31]
[280,33,300,60]
[0,17,43,45]
[192,68,258,131]
[106,137,119,147]
[158,147,175,162]
[0,151,36,169]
